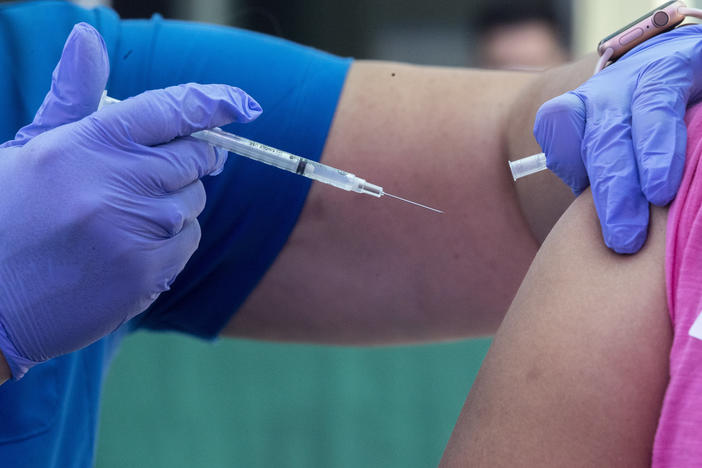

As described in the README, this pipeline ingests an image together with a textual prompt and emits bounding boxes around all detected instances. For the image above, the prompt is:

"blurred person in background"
[472,0,569,70]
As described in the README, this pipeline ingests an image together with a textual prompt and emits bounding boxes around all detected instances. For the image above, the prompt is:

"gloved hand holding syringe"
[100,93,442,214]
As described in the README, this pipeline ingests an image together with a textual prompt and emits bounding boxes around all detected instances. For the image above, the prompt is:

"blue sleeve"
[0,1,352,339]
[0,1,119,139]
[117,17,352,338]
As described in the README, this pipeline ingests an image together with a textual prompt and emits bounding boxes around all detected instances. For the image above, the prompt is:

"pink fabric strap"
[654,102,702,466]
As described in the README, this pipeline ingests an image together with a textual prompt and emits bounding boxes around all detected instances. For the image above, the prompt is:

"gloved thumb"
[533,92,589,194]
[3,22,109,148]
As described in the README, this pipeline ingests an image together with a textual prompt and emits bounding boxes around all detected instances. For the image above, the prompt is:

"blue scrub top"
[0,2,351,466]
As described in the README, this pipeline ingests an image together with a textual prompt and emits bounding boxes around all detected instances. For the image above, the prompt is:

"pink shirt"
[654,102,702,466]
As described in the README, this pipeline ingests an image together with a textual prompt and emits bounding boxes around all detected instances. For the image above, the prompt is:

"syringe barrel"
[192,128,300,173]
[301,161,358,191]
[197,129,371,193]
[98,93,386,197]
[193,127,382,195]
[300,163,383,197]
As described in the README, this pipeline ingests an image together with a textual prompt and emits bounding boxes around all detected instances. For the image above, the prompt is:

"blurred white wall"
[573,0,702,57]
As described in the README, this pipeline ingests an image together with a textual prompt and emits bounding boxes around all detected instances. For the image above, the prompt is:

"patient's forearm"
[440,191,671,467]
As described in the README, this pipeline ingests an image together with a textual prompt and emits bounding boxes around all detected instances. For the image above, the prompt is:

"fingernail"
[248,98,262,112]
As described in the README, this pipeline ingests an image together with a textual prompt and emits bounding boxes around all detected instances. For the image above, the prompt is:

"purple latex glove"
[534,25,702,254]
[0,23,262,379]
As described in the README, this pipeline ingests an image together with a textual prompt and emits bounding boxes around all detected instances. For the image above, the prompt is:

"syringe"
[99,93,442,214]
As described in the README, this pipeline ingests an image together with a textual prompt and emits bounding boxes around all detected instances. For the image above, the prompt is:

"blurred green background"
[96,334,490,467]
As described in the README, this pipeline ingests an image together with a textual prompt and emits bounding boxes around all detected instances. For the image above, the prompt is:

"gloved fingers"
[209,148,229,176]
[533,92,589,194]
[631,58,691,206]
[583,119,650,254]
[2,23,109,148]
[146,220,202,300]
[144,181,207,238]
[143,137,226,192]
[94,83,262,147]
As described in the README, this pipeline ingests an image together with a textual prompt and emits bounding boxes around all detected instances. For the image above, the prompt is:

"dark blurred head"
[471,1,569,70]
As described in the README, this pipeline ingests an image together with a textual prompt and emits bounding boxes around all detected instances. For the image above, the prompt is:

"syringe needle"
[384,192,444,214]
[100,93,443,213]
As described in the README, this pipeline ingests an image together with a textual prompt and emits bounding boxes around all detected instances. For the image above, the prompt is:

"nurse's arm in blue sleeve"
[224,57,597,344]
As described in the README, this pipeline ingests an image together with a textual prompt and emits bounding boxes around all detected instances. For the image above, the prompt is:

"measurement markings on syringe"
[244,139,310,174]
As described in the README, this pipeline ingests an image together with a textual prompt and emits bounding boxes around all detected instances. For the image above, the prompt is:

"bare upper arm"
[223,61,547,342]
[223,59,587,343]
[440,190,671,467]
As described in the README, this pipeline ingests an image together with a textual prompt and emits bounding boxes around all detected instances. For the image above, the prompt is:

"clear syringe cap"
[508,152,547,181]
